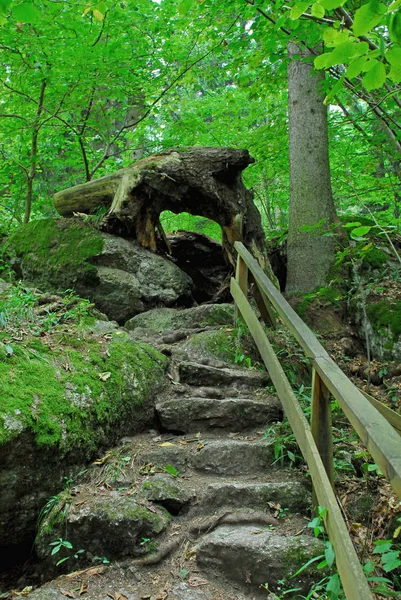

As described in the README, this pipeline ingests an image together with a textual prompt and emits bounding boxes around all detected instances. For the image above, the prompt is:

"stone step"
[196,524,324,596]
[200,480,310,513]
[138,437,275,475]
[125,303,234,333]
[179,361,270,388]
[171,384,257,399]
[156,396,282,433]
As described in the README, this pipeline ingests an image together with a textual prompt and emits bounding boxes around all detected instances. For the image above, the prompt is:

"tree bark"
[54,147,277,284]
[285,43,337,295]
[24,79,47,224]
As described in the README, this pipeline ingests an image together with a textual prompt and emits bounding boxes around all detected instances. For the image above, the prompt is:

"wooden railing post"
[311,367,335,508]
[234,254,248,323]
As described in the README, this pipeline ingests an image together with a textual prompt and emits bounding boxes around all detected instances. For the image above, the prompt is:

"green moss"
[5,218,103,290]
[283,540,325,578]
[296,286,344,320]
[361,246,388,269]
[200,304,234,326]
[367,300,401,339]
[187,329,237,363]
[0,326,167,456]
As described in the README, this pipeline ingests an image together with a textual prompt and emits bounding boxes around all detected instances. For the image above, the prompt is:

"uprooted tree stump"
[54,147,277,283]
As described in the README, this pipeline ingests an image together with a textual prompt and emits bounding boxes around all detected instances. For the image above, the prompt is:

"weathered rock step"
[156,395,282,432]
[171,383,261,399]
[198,479,310,513]
[125,303,235,333]
[197,524,324,597]
[179,361,270,388]
[138,437,275,475]
[143,473,310,515]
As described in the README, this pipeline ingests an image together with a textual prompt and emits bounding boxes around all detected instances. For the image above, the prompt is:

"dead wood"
[54,147,277,283]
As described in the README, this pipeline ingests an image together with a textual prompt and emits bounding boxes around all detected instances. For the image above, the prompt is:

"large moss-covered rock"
[0,284,168,551]
[36,491,169,572]
[5,218,194,323]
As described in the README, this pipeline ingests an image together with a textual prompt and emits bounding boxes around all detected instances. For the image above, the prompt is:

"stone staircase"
[28,306,324,600]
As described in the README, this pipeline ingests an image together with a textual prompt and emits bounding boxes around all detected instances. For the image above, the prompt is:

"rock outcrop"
[5,218,193,323]
[0,285,167,556]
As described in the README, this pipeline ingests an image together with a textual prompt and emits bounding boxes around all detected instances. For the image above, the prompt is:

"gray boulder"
[6,219,194,323]
[197,525,324,594]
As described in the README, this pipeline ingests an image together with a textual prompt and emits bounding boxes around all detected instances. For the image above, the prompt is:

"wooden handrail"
[231,241,401,599]
[234,241,401,498]
[231,278,374,600]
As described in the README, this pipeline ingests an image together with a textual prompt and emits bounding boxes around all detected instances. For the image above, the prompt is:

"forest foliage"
[0,0,399,237]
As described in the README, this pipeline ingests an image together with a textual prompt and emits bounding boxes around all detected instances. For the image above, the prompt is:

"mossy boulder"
[0,284,168,551]
[4,218,194,323]
[363,299,401,360]
[36,492,169,572]
[125,303,234,332]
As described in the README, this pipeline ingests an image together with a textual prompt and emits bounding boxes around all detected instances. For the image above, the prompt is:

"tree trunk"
[285,43,336,295]
[24,79,47,224]
[53,147,278,284]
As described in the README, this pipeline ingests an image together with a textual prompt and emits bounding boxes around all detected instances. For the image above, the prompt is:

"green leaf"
[382,551,401,572]
[373,540,393,553]
[318,0,344,8]
[386,44,401,65]
[346,56,368,78]
[389,12,401,44]
[324,541,335,567]
[363,560,375,574]
[343,221,361,228]
[178,0,194,16]
[350,225,372,239]
[0,0,11,15]
[164,464,180,477]
[362,59,378,71]
[331,40,363,62]
[326,573,341,597]
[322,28,349,47]
[389,0,401,10]
[353,0,387,37]
[324,73,346,104]
[311,3,325,17]
[314,52,333,69]
[362,60,386,90]
[12,2,40,23]
[290,554,325,577]
[290,2,311,20]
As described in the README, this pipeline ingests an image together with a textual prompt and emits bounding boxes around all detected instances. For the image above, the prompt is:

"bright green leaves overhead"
[290,2,311,20]
[12,2,40,24]
[287,0,401,95]
[314,40,368,69]
[0,0,11,26]
[386,44,401,81]
[82,2,107,21]
[352,0,386,37]
[362,59,387,89]
[178,0,194,16]
[317,0,343,9]
[311,3,325,18]
[390,11,401,43]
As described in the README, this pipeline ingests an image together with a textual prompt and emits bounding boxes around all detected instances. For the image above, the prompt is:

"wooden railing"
[231,242,401,600]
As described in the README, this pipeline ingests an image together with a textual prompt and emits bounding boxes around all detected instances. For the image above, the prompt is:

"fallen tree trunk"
[54,147,277,283]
